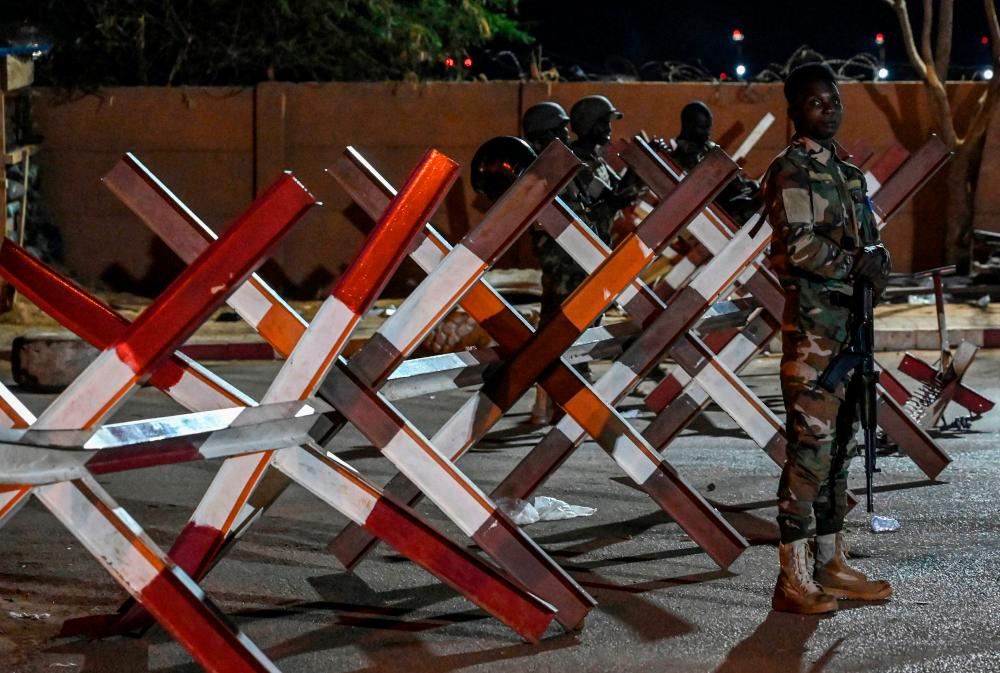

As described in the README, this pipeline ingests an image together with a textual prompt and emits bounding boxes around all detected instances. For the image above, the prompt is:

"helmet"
[470,136,537,202]
[570,95,623,136]
[522,102,570,136]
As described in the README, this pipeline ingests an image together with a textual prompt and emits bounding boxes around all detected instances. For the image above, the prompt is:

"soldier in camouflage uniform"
[522,96,635,422]
[663,101,761,224]
[764,63,893,614]
[521,102,589,327]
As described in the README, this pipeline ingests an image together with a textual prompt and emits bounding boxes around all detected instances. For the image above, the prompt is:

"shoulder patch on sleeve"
[781,187,813,223]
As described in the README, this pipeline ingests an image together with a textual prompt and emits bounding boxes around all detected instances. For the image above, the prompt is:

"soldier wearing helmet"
[522,95,637,423]
[522,102,570,155]
[470,135,538,202]
[564,95,635,249]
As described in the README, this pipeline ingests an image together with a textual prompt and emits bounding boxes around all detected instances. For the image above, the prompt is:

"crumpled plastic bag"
[8,611,50,620]
[496,496,596,525]
[870,515,900,533]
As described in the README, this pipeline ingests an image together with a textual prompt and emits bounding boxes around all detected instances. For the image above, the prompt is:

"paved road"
[1,350,998,673]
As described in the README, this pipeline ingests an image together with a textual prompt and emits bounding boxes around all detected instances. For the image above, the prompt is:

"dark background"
[516,0,995,79]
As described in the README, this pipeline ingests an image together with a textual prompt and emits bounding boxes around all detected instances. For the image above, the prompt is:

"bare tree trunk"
[943,135,986,270]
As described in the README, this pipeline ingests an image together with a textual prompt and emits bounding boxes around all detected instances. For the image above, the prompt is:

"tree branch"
[987,0,1000,65]
[890,0,929,80]
[890,0,957,145]
[962,0,1000,145]
[934,0,953,81]
[920,0,935,67]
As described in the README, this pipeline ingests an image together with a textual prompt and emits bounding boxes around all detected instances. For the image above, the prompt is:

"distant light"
[875,33,885,45]
[877,67,889,80]
[444,56,455,68]
[719,72,729,81]
[463,56,473,68]
[985,67,995,80]
[732,29,744,42]
[983,36,990,45]
[735,64,747,77]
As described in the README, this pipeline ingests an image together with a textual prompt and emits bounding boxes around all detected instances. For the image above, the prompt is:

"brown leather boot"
[814,533,892,601]
[772,539,839,614]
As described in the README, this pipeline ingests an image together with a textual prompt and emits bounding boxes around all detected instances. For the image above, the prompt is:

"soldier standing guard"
[661,101,761,224]
[764,63,893,614]
[524,96,635,424]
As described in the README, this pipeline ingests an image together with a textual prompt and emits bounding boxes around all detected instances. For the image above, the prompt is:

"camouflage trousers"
[777,330,861,543]
[535,231,592,380]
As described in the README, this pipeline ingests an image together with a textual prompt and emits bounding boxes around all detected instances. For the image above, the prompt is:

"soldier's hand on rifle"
[650,137,670,154]
[607,185,639,211]
[851,244,892,295]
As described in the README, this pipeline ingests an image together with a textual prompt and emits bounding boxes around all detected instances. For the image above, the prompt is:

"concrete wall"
[30,80,1000,297]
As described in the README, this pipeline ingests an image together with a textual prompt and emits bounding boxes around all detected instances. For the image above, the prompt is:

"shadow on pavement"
[714,611,841,673]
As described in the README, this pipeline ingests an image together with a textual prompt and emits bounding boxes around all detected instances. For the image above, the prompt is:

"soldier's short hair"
[680,101,712,126]
[783,63,837,105]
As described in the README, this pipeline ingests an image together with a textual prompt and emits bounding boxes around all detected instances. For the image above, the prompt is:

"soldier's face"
[791,80,843,142]
[527,123,569,153]
[590,117,613,146]
[682,112,713,145]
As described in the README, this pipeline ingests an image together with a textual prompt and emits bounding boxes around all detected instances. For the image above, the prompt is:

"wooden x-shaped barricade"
[135,140,743,638]
[0,172,321,672]
[0,151,575,666]
[879,267,995,430]
[627,136,954,481]
[61,143,595,641]
[326,148,755,571]
[483,141,909,519]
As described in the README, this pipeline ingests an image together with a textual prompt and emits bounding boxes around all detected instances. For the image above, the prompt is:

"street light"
[877,67,889,80]
[985,67,995,80]
[736,64,747,77]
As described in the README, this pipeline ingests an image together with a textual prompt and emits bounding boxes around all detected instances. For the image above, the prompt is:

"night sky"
[515,0,995,80]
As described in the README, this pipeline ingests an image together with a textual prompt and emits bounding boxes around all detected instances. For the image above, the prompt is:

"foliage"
[11,0,531,87]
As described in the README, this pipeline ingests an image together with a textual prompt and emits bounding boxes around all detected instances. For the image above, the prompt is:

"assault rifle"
[818,280,879,514]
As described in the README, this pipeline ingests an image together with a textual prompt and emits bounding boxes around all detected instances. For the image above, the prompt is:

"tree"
[14,0,530,88]
[886,0,1000,268]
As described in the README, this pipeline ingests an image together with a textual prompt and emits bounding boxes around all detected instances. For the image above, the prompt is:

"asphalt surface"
[1,349,998,673]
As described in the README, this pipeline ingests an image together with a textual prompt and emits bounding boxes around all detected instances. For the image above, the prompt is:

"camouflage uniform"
[764,135,885,543]
[532,143,620,323]
[668,138,761,225]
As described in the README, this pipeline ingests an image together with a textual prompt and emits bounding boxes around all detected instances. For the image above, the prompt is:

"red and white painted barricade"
[485,199,792,513]
[52,151,563,642]
[328,149,744,568]
[0,172,317,672]
[328,149,752,571]
[2,243,558,645]
[630,136,954,480]
[92,143,591,635]
[879,266,995,430]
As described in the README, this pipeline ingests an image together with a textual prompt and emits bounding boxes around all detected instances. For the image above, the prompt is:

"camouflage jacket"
[763,135,881,342]
[667,137,715,172]
[562,142,622,244]
[667,138,761,225]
